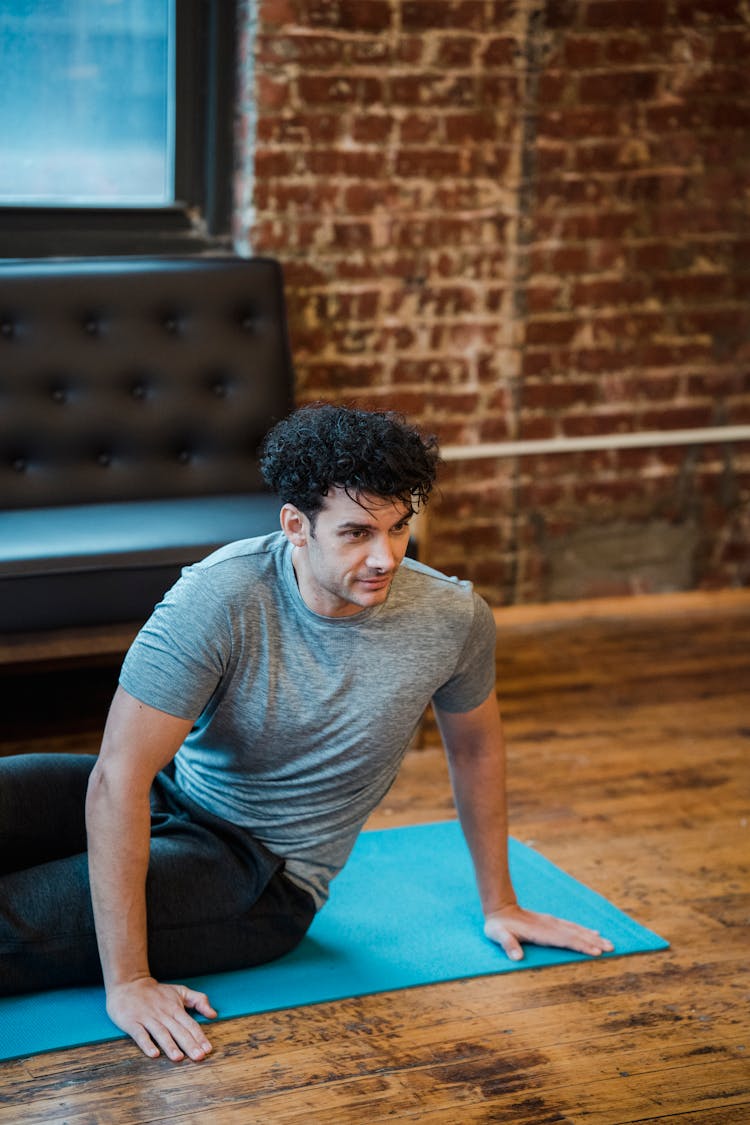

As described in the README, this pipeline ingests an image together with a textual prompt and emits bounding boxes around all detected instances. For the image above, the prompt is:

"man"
[0,404,611,1063]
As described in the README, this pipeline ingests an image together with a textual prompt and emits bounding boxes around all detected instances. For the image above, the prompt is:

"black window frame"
[0,0,237,258]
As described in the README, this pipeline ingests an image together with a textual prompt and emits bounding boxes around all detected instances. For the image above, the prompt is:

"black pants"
[0,753,316,996]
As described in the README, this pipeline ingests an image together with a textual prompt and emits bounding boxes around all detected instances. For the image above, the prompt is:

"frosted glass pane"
[0,0,174,206]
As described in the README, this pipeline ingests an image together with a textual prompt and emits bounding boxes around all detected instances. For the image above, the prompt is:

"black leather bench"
[0,256,294,655]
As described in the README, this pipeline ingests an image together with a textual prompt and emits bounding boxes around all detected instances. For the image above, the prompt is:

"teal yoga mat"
[0,820,668,1061]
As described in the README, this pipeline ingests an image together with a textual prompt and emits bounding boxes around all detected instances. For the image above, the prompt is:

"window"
[0,0,236,256]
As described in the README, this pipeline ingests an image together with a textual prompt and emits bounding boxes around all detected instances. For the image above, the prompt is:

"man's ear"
[280,503,308,547]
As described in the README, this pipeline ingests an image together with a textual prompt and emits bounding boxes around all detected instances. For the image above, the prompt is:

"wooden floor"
[0,589,748,1124]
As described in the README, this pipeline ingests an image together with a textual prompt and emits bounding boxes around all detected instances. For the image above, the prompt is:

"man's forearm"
[438,694,519,917]
[85,764,153,990]
[448,740,517,916]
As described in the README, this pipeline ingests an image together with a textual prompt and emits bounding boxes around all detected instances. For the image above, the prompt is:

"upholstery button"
[177,449,191,464]
[0,320,14,339]
[97,452,112,467]
[163,314,180,335]
[12,457,27,472]
[240,314,254,331]
[84,317,101,337]
[130,382,146,400]
[51,386,67,404]
[212,380,227,397]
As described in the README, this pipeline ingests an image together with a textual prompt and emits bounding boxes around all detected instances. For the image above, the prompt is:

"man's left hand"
[484,904,615,961]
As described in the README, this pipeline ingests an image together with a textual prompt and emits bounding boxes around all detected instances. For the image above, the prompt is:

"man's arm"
[434,691,614,960]
[86,685,217,1062]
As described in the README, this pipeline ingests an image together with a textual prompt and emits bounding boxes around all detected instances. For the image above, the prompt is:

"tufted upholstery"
[0,257,294,634]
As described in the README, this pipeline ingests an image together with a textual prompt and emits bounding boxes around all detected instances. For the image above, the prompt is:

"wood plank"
[0,590,747,1123]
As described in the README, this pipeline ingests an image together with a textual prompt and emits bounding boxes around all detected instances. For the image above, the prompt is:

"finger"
[144,1019,187,1064]
[164,1011,213,1061]
[549,921,614,956]
[180,987,218,1019]
[126,1022,162,1060]
[484,916,524,961]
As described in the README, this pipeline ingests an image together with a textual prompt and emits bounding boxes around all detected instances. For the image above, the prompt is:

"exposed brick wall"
[239,0,750,604]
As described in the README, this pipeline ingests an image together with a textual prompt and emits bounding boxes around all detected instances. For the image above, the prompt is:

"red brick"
[401,1,486,31]
[652,273,730,303]
[525,284,563,314]
[481,36,518,67]
[351,115,394,144]
[444,112,500,144]
[256,74,290,110]
[256,34,349,66]
[253,149,296,177]
[573,348,636,374]
[297,75,384,106]
[563,35,602,68]
[692,375,748,403]
[537,72,571,105]
[256,180,340,213]
[562,412,639,437]
[574,140,634,174]
[585,0,668,27]
[294,0,392,32]
[397,114,439,144]
[642,406,716,430]
[548,247,590,274]
[435,35,480,67]
[715,27,750,60]
[479,75,521,107]
[538,106,622,140]
[623,375,682,401]
[390,74,477,108]
[632,241,673,271]
[343,183,388,214]
[526,318,579,347]
[602,36,654,65]
[545,0,580,30]
[395,36,425,65]
[521,350,556,377]
[578,70,659,104]
[544,211,639,240]
[256,113,342,144]
[572,278,648,307]
[395,149,467,178]
[523,380,598,408]
[470,146,513,178]
[535,143,570,175]
[307,151,385,177]
[392,358,471,385]
[532,175,611,209]
[299,362,385,392]
[393,218,487,250]
[518,416,557,441]
[639,342,714,367]
[259,0,296,27]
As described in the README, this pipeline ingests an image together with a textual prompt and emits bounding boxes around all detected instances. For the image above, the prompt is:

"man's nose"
[367,536,397,571]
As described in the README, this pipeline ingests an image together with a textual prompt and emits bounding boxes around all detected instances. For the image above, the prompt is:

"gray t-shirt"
[120,531,497,907]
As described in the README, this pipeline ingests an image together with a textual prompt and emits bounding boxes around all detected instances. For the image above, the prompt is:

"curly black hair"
[260,403,440,521]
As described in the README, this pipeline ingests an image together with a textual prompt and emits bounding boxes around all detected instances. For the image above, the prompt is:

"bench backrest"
[0,257,294,511]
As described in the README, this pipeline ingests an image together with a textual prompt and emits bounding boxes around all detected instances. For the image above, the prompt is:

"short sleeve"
[119,564,231,721]
[431,593,497,713]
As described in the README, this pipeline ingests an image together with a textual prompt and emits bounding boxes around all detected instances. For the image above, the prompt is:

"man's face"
[283,487,413,618]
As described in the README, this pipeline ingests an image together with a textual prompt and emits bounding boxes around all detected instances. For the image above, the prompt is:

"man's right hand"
[106,977,217,1062]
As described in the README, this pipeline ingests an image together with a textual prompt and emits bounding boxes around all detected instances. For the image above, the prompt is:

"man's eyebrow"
[336,514,412,531]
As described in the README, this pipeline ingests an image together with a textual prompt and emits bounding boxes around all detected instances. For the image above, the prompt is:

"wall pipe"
[440,425,750,462]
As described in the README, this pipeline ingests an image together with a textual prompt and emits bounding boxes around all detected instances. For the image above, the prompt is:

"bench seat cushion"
[0,494,282,632]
